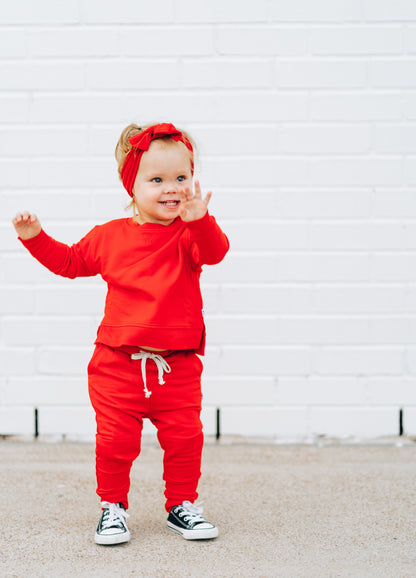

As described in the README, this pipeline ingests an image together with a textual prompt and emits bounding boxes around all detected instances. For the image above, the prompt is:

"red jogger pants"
[87,344,204,512]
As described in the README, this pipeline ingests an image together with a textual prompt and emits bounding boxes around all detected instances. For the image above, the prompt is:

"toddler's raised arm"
[177,181,229,266]
[13,212,98,279]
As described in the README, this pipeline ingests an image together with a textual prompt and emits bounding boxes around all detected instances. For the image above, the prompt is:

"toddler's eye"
[152,177,162,183]
[177,176,186,182]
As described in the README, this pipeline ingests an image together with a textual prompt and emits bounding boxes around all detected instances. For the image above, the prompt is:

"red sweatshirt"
[20,213,229,354]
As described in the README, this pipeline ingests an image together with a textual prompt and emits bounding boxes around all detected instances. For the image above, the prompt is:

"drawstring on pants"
[131,351,172,398]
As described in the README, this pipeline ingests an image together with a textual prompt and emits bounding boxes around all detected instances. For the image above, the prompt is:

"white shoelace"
[131,351,172,398]
[178,501,206,524]
[101,502,129,529]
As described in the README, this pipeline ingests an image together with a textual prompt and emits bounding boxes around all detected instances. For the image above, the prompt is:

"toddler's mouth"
[160,200,180,207]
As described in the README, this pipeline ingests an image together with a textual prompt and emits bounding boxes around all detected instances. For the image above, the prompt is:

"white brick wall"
[1,1,416,441]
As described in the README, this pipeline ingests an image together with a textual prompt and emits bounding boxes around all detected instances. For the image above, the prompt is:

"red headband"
[120,123,194,196]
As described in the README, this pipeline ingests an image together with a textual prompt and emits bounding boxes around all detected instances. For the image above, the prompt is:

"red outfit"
[20,213,229,510]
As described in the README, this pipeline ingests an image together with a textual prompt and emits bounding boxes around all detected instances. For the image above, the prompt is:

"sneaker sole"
[94,531,131,545]
[167,521,219,540]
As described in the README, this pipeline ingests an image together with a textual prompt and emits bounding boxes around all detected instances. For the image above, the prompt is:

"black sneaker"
[167,501,219,540]
[94,502,131,545]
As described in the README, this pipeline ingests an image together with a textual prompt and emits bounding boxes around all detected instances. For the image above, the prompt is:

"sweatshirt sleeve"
[19,227,100,279]
[185,212,230,266]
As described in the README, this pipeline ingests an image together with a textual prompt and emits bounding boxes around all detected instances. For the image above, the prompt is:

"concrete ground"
[1,436,415,578]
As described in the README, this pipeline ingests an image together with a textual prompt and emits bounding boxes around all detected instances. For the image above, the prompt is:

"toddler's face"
[132,140,193,226]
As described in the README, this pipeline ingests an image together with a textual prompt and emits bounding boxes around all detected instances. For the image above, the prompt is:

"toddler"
[13,122,229,545]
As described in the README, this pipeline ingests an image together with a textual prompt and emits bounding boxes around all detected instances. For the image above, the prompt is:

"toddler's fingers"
[194,180,202,199]
[13,212,38,225]
[204,191,212,205]
[13,213,27,226]
[22,211,38,223]
[178,186,191,202]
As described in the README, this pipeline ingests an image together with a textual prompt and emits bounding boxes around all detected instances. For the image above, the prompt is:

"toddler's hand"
[178,180,212,222]
[12,212,42,240]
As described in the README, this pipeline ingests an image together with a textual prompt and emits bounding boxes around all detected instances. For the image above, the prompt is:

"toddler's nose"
[165,183,179,194]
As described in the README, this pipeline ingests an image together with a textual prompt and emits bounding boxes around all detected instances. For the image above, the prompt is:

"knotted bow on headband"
[120,123,194,196]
